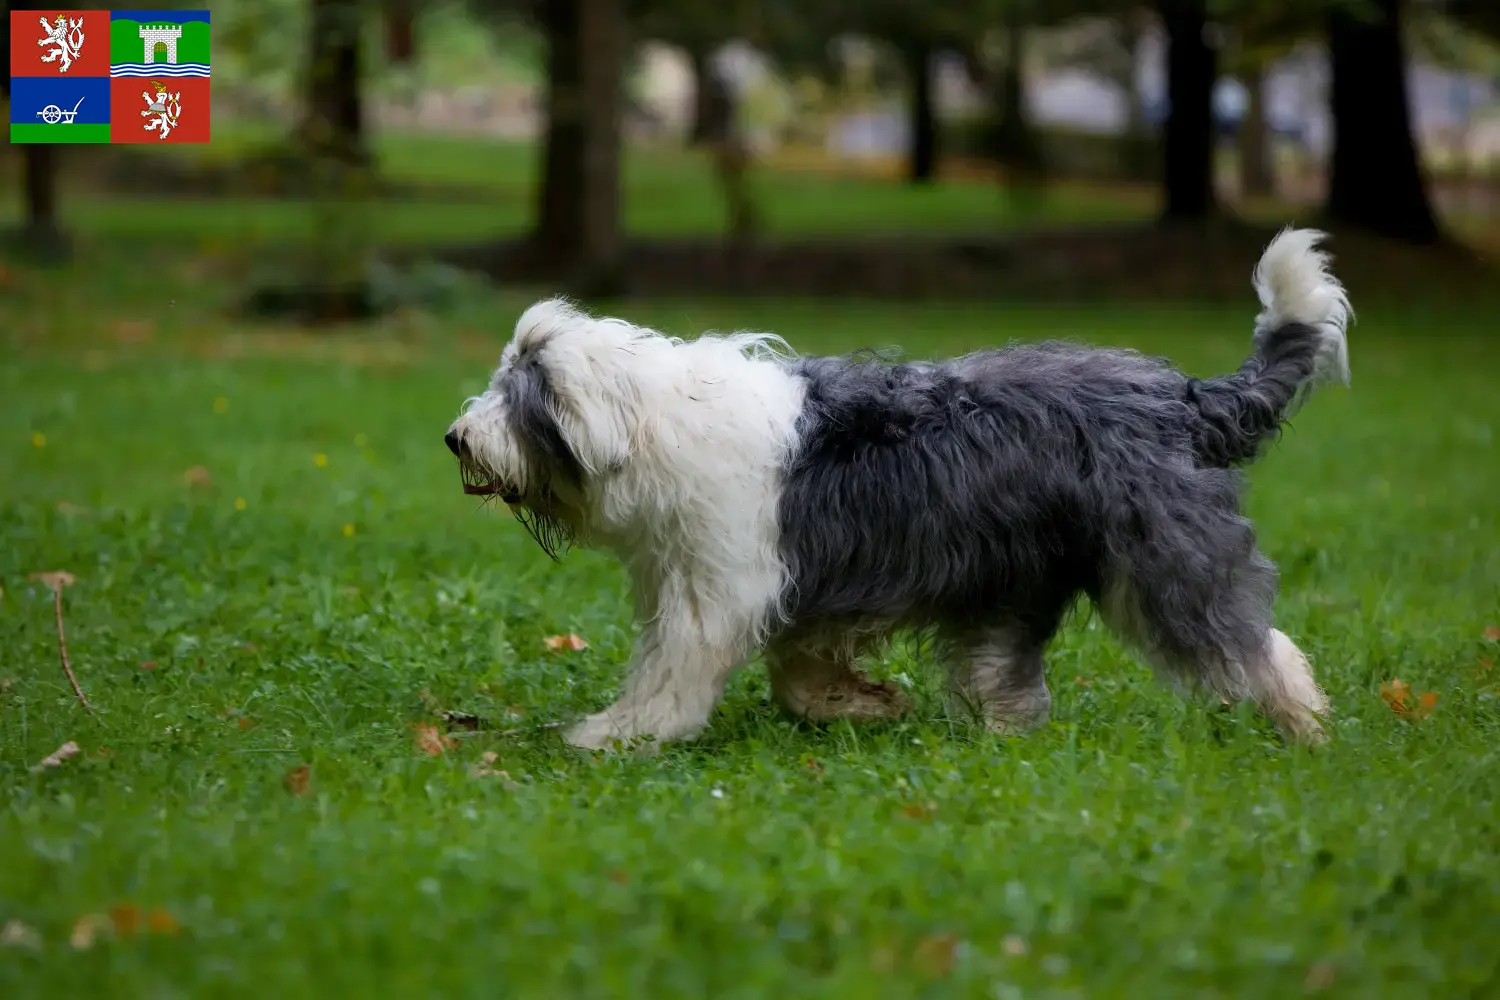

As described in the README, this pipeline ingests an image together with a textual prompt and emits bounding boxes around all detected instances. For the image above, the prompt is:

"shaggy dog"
[445,228,1351,750]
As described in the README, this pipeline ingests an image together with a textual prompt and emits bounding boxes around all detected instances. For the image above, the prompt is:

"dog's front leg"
[565,615,747,752]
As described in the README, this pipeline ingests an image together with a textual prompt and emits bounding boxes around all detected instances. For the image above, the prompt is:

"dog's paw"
[564,712,658,753]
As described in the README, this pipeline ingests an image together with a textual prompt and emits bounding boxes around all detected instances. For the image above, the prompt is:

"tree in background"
[1,1,66,258]
[1157,0,1217,221]
[302,0,367,166]
[534,0,626,291]
[1325,0,1441,242]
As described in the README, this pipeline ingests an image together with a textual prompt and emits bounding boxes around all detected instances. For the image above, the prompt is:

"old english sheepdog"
[445,228,1352,750]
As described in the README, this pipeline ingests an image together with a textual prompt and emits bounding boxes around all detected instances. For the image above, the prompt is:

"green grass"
[0,130,1153,247]
[1,236,1499,998]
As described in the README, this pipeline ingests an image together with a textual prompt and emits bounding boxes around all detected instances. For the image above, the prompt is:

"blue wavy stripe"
[110,63,210,77]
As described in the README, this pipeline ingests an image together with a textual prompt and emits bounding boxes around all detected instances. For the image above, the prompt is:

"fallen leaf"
[543,633,589,652]
[1074,674,1092,687]
[69,913,112,950]
[282,764,310,796]
[1485,626,1500,641]
[1002,934,1028,957]
[108,903,142,936]
[413,723,456,756]
[145,908,181,935]
[805,756,824,775]
[139,660,157,671]
[1304,960,1337,992]
[899,802,938,820]
[468,750,514,782]
[1379,678,1411,713]
[0,919,42,951]
[28,570,76,591]
[607,869,629,885]
[1380,679,1437,720]
[913,933,960,977]
[182,466,212,487]
[30,741,81,773]
[237,717,258,731]
[111,320,153,345]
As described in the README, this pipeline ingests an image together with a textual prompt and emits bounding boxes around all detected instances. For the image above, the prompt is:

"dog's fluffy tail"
[1189,227,1353,468]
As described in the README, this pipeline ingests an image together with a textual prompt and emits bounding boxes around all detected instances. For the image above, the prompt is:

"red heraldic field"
[109,75,208,142]
[9,10,112,143]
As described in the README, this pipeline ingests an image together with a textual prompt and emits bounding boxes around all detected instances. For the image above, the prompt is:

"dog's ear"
[504,354,585,487]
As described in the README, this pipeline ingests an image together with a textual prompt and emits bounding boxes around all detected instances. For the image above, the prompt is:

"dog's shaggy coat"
[446,228,1351,749]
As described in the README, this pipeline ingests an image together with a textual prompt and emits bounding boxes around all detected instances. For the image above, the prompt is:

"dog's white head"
[448,297,803,568]
[445,298,654,556]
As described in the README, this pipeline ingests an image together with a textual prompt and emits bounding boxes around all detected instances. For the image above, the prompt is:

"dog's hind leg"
[766,628,912,723]
[944,623,1053,734]
[1099,469,1330,743]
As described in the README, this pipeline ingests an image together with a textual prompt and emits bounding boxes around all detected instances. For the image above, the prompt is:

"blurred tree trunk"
[23,145,59,240]
[303,0,366,166]
[990,17,1042,175]
[535,0,625,292]
[903,42,937,184]
[1,5,65,256]
[1325,0,1440,243]
[687,45,714,145]
[1159,0,1217,220]
[1237,65,1274,199]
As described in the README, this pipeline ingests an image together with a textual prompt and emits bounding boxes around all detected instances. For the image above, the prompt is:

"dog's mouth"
[460,463,522,504]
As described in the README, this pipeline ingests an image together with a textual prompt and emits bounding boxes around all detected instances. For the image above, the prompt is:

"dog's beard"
[458,460,574,561]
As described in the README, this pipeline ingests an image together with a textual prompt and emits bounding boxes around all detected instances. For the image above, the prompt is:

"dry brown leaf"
[139,660,158,671]
[899,802,938,820]
[1485,625,1500,641]
[109,903,142,936]
[913,933,960,977]
[1380,679,1437,719]
[145,908,181,936]
[0,920,42,951]
[468,750,515,782]
[282,764,311,796]
[182,466,212,487]
[543,633,589,652]
[111,320,154,345]
[69,913,112,950]
[30,740,81,773]
[805,756,824,775]
[28,570,76,591]
[236,717,258,731]
[1304,961,1337,992]
[413,723,456,756]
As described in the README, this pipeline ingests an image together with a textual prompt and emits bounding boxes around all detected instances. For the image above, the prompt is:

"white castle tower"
[139,24,182,65]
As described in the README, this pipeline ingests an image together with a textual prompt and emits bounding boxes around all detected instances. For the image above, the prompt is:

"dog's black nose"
[444,429,463,457]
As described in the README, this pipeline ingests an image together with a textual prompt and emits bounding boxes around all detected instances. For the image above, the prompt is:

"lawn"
[2,216,1500,998]
[0,129,1156,248]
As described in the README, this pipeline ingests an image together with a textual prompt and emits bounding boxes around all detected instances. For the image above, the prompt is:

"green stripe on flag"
[10,123,112,144]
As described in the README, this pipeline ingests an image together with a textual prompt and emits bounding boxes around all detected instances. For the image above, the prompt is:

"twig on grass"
[29,572,93,715]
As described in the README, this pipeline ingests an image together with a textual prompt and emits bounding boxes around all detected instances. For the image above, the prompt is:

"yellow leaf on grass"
[145,908,181,936]
[69,913,112,950]
[543,634,589,652]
